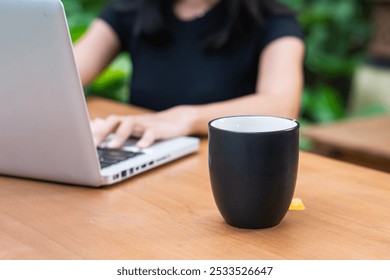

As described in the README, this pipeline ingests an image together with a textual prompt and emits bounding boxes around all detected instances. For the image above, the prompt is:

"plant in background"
[63,0,131,102]
[283,0,372,123]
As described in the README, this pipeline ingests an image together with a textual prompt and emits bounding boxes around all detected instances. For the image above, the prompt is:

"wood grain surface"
[1,97,389,260]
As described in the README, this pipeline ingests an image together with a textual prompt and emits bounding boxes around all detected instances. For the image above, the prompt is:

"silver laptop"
[0,0,199,187]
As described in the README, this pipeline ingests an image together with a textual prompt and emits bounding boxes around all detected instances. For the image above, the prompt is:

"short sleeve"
[99,2,129,51]
[259,15,304,50]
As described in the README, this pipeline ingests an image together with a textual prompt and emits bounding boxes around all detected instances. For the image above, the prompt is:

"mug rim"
[208,115,300,134]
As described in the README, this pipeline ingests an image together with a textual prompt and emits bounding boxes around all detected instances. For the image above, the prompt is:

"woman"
[74,0,305,148]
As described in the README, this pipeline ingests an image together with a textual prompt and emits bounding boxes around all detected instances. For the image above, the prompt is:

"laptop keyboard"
[97,148,142,169]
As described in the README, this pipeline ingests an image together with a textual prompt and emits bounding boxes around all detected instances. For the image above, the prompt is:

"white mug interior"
[210,116,298,133]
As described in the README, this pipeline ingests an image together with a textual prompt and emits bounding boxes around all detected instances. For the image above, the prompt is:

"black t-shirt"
[100,1,304,111]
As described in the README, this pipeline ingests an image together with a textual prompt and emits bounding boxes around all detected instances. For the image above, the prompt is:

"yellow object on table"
[289,198,305,211]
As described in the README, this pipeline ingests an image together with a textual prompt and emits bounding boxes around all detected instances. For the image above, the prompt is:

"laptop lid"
[0,0,102,186]
[0,0,200,187]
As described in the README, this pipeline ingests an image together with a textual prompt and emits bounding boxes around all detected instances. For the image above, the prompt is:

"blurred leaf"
[349,104,389,118]
[281,0,305,11]
[299,136,314,151]
[92,56,131,88]
[296,118,314,151]
[306,85,345,123]
[69,25,88,43]
[89,54,132,102]
[300,87,312,112]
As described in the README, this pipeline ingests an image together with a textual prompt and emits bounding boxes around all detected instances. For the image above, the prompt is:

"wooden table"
[1,97,390,260]
[302,115,390,172]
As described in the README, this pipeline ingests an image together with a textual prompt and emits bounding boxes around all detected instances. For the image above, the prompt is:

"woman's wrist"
[172,105,204,136]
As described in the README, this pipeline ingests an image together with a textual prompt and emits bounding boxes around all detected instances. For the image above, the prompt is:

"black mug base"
[224,218,283,230]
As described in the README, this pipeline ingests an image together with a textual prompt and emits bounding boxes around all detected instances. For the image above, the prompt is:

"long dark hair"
[114,0,293,50]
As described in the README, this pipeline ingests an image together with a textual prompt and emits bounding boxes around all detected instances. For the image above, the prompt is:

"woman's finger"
[91,115,121,146]
[136,128,157,148]
[107,117,135,148]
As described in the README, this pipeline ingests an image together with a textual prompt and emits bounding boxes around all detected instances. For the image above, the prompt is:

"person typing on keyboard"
[74,0,305,148]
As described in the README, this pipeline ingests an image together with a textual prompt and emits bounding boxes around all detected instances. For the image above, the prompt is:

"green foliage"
[86,53,132,102]
[283,0,371,123]
[299,0,369,77]
[303,85,345,122]
[62,0,98,39]
[63,0,131,102]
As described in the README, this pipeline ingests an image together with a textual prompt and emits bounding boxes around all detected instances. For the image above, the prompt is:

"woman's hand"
[91,105,199,148]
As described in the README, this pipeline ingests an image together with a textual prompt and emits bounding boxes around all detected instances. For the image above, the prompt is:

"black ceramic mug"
[208,115,299,229]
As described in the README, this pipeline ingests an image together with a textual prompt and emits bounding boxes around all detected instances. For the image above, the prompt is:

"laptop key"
[97,148,142,168]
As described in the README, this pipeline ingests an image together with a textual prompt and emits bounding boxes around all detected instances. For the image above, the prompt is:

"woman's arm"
[191,36,305,134]
[74,19,121,87]
[194,37,304,134]
[92,36,305,148]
